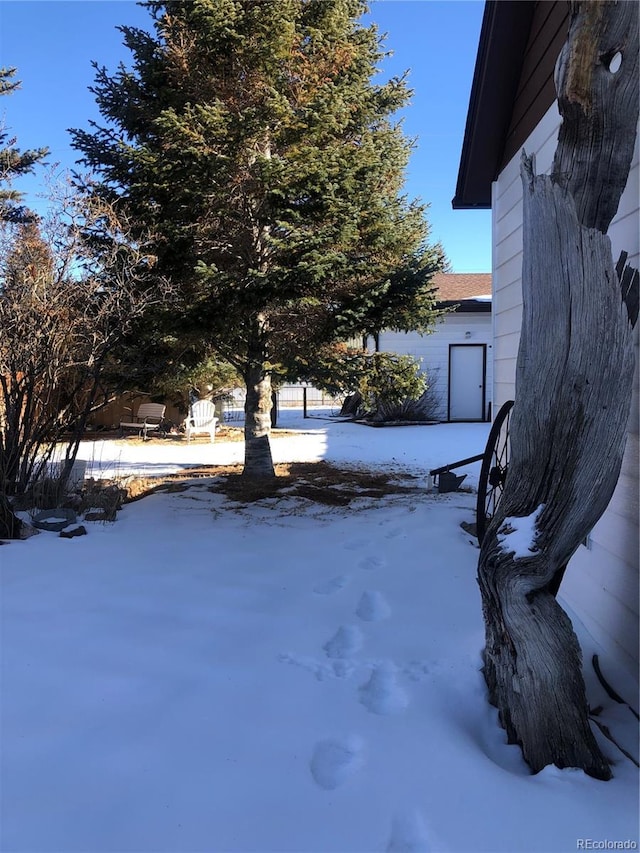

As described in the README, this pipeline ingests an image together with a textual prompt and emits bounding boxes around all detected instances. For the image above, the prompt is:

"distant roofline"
[432,272,492,304]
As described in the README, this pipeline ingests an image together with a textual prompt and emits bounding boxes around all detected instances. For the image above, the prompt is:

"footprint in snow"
[401,660,432,682]
[323,625,363,659]
[313,575,350,595]
[359,662,408,715]
[278,653,356,682]
[385,527,404,540]
[343,538,369,551]
[359,554,386,571]
[386,811,432,852]
[355,590,391,622]
[309,736,364,790]
[330,659,356,679]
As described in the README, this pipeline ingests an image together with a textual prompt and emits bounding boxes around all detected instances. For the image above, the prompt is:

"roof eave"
[452,1,536,210]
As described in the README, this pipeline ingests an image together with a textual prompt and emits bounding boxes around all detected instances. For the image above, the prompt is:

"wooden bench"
[119,403,167,440]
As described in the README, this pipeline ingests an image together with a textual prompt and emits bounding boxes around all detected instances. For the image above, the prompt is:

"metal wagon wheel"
[476,399,515,545]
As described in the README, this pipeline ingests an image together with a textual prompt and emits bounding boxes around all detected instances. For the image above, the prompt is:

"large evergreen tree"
[0,68,48,223]
[72,0,444,477]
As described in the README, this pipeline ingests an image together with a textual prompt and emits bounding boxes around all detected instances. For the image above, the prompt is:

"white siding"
[492,103,640,675]
[378,312,493,421]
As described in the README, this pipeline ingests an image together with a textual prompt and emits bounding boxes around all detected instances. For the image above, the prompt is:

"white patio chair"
[184,400,219,443]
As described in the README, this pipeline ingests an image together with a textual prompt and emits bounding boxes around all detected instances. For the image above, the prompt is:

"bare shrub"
[0,177,170,536]
[78,478,128,521]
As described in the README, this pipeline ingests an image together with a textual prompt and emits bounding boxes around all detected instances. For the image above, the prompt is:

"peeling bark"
[477,0,639,780]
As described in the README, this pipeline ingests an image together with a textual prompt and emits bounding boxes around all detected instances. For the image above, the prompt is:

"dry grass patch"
[68,462,430,522]
[112,425,301,446]
[145,460,426,507]
[14,461,427,526]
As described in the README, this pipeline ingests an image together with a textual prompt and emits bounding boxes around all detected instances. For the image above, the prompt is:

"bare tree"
[0,66,48,536]
[477,1,638,780]
[0,181,168,535]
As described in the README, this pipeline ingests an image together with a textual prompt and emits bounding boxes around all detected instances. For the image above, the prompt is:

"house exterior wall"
[378,311,493,422]
[492,102,640,674]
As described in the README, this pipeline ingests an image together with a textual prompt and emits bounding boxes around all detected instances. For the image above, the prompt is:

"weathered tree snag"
[552,0,639,232]
[478,0,638,780]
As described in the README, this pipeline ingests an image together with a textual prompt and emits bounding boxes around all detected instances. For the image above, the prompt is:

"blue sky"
[0,0,491,272]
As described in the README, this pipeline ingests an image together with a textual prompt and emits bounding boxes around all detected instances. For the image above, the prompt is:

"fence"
[277,385,341,408]
[86,384,343,428]
[222,384,342,421]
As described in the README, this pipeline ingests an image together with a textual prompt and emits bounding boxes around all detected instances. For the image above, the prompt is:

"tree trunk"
[0,491,22,539]
[339,392,362,418]
[478,0,638,780]
[243,356,275,479]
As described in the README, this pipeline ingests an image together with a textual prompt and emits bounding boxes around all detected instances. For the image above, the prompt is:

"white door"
[449,344,486,421]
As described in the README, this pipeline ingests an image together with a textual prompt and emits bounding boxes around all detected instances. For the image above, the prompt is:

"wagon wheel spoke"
[476,400,514,545]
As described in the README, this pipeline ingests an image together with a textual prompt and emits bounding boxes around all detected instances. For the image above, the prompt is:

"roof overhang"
[452,1,536,210]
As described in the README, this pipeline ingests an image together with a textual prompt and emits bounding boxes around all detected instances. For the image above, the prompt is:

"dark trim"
[453,2,570,209]
[453,1,536,209]
[447,343,487,422]
[438,299,492,313]
[501,2,569,169]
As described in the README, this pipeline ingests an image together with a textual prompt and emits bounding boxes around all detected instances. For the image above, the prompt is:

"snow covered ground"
[2,410,638,853]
